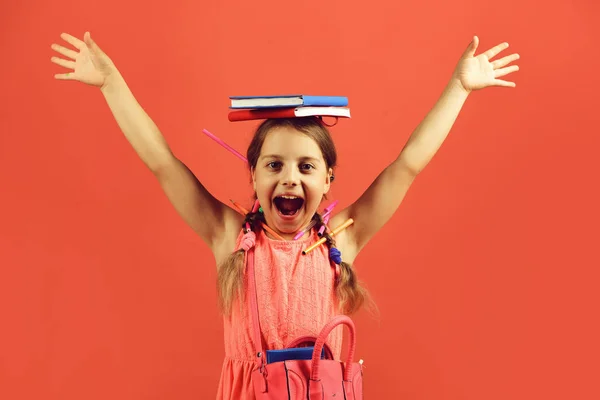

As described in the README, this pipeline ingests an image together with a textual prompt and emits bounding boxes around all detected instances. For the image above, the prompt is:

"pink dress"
[216,228,342,399]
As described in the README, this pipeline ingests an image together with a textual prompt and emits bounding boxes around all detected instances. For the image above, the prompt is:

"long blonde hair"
[217,117,369,316]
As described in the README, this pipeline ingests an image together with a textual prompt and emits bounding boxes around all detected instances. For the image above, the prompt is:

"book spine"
[301,96,348,107]
[228,108,297,121]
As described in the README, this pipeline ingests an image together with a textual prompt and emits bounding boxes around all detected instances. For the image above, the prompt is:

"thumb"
[463,35,479,58]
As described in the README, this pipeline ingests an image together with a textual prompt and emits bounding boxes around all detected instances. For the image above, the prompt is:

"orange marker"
[302,218,354,255]
[230,199,249,215]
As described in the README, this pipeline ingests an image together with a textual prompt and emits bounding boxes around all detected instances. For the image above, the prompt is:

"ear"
[323,167,333,194]
[251,167,257,191]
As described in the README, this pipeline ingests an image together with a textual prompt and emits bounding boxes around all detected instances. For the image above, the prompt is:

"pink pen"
[202,128,248,163]
[320,200,338,220]
[324,200,339,213]
[315,201,337,237]
[294,219,317,240]
[318,213,331,237]
[295,200,339,239]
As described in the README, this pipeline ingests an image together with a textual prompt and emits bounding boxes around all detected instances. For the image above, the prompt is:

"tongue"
[275,197,303,215]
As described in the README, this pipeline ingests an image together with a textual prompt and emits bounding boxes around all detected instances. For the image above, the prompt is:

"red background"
[1,0,599,399]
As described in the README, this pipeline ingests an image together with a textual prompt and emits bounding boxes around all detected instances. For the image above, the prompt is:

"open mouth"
[273,195,304,216]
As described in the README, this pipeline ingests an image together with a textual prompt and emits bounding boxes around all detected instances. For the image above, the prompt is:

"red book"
[228,106,351,122]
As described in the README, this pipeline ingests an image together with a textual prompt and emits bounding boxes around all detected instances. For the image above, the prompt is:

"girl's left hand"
[453,36,520,92]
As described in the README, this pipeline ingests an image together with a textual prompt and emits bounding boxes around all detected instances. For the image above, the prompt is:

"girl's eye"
[300,163,314,171]
[267,161,281,169]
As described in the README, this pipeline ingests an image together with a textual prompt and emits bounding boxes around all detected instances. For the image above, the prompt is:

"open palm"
[51,32,115,87]
[454,36,520,92]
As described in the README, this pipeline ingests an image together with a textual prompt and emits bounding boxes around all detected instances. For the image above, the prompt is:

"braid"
[217,207,265,316]
[243,210,265,233]
[314,213,369,315]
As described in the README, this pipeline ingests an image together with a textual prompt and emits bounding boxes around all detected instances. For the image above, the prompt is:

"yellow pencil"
[302,218,354,255]
[229,200,285,241]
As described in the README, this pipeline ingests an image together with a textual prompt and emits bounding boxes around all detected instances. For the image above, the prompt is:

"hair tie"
[330,247,342,264]
[330,247,342,281]
[239,231,256,252]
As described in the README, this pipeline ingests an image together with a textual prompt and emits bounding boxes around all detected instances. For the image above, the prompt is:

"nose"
[281,166,300,187]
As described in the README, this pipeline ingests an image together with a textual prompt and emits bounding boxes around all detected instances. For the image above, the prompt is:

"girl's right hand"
[51,32,117,88]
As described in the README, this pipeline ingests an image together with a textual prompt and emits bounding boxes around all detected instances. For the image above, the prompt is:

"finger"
[51,43,78,60]
[492,53,520,69]
[494,65,519,78]
[492,79,516,88]
[50,56,75,70]
[54,72,76,80]
[483,42,509,60]
[84,31,104,56]
[60,32,85,50]
[463,35,479,58]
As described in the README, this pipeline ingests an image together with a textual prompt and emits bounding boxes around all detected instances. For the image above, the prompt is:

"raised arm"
[332,36,520,256]
[51,32,242,253]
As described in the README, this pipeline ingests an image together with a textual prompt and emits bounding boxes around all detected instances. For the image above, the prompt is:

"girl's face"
[251,126,332,239]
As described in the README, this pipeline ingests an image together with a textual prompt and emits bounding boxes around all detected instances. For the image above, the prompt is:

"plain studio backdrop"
[1,0,599,399]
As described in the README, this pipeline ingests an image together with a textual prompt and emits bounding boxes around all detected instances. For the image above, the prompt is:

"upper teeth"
[280,195,300,199]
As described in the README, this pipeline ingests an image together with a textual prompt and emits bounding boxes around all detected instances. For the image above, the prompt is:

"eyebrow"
[259,154,322,163]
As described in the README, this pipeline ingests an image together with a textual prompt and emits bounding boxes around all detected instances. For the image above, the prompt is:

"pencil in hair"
[302,218,354,255]
[230,199,248,215]
[260,222,285,241]
[229,199,285,240]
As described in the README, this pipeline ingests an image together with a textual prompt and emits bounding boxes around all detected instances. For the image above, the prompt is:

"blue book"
[230,94,348,109]
[266,346,325,364]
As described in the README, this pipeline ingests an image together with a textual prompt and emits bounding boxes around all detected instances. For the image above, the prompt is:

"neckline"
[258,226,316,245]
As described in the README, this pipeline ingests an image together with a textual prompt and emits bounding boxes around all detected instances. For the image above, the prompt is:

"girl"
[50,32,519,399]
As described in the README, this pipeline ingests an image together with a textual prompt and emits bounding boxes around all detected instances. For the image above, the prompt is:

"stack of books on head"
[227,94,351,122]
